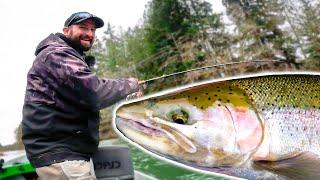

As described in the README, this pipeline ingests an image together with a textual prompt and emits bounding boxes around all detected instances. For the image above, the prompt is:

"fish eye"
[170,109,189,124]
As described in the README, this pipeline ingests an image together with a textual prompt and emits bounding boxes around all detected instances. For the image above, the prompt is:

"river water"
[100,139,227,180]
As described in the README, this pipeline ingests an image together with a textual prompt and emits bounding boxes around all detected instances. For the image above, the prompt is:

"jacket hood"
[35,33,68,56]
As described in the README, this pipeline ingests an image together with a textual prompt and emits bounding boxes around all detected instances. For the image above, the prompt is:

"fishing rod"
[140,59,288,84]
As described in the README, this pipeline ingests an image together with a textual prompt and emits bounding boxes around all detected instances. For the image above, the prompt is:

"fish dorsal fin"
[253,152,320,180]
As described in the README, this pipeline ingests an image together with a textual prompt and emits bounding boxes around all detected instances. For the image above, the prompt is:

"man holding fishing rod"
[21,12,144,179]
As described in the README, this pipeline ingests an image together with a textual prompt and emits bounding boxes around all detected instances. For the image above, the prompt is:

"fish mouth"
[115,112,197,154]
[116,117,165,137]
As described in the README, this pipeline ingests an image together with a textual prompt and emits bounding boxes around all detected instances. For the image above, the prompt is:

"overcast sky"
[0,0,222,145]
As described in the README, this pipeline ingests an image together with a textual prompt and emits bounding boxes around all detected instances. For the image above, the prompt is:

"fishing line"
[141,59,288,84]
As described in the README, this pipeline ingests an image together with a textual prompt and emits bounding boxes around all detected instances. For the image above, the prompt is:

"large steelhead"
[113,72,320,180]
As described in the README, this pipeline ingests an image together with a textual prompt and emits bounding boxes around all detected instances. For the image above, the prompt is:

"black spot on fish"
[218,104,221,107]
[303,127,307,131]
[214,94,218,97]
[229,92,233,95]
[208,97,211,101]
[205,93,209,95]
[201,106,204,109]
[195,97,198,100]
[227,99,230,102]
[218,98,222,101]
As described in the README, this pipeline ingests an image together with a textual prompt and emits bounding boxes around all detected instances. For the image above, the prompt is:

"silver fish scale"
[232,75,320,157]
[261,107,320,157]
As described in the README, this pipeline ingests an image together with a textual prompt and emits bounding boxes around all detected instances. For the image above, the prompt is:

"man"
[22,12,143,179]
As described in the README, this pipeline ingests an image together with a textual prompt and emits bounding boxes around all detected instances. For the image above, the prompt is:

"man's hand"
[126,78,147,100]
[126,91,143,100]
[138,80,147,91]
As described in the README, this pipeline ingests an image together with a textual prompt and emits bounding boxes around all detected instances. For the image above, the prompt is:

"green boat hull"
[0,162,36,179]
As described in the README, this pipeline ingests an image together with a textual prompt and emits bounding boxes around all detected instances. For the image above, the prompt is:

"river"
[100,139,227,180]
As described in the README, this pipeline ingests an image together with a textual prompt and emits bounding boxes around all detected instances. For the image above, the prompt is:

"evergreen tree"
[141,0,221,80]
[223,0,297,65]
[144,0,191,52]
[282,0,320,69]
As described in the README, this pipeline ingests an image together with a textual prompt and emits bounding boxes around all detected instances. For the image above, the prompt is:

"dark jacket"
[22,33,139,168]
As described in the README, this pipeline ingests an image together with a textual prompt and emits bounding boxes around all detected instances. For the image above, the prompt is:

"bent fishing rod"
[139,59,288,84]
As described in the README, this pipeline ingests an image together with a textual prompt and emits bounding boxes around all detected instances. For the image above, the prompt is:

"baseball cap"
[64,12,104,28]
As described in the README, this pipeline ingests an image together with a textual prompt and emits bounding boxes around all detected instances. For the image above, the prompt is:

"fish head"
[115,82,264,168]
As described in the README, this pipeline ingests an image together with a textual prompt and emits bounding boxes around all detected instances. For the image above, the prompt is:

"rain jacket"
[22,33,139,168]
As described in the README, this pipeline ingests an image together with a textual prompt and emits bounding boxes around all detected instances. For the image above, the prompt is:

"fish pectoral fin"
[253,152,320,180]
[161,125,197,154]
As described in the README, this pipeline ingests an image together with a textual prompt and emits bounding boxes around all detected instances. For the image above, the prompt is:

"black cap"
[64,12,104,28]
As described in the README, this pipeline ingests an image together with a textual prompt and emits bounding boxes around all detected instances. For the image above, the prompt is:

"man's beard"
[70,37,93,52]
[65,32,93,52]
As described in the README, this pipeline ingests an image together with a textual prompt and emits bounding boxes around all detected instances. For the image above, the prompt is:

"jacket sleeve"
[43,50,140,111]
